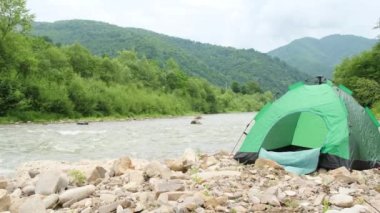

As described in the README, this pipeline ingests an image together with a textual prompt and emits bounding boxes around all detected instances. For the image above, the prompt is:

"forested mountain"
[268,35,377,78]
[1,1,275,123]
[32,20,310,93]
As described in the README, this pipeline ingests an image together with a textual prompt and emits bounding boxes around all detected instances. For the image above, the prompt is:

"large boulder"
[0,189,10,211]
[35,171,68,195]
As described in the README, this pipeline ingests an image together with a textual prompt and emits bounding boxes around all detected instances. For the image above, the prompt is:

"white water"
[0,112,255,175]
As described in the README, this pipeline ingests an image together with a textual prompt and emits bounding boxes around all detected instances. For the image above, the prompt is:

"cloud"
[26,0,380,52]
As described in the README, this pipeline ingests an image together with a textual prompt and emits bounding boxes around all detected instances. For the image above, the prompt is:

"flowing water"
[0,112,255,175]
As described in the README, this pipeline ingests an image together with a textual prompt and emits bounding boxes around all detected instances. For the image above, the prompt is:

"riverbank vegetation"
[334,42,380,117]
[0,0,272,123]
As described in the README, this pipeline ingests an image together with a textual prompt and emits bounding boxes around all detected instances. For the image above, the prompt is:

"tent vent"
[288,82,304,91]
[338,84,353,95]
[365,107,380,127]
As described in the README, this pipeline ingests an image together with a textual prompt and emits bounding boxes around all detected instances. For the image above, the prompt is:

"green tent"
[234,82,380,174]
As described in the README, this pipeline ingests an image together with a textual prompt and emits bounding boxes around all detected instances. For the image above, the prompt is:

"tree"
[231,81,240,93]
[0,0,34,39]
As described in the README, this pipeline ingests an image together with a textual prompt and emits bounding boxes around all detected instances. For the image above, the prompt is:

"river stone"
[254,158,284,170]
[59,185,95,204]
[152,179,185,196]
[22,185,35,196]
[100,193,117,203]
[144,161,171,179]
[182,148,198,167]
[43,194,59,209]
[329,194,354,208]
[19,196,46,213]
[112,157,133,176]
[35,171,67,195]
[123,170,145,184]
[166,159,186,172]
[0,189,10,211]
[88,166,107,183]
[28,169,40,178]
[0,178,8,189]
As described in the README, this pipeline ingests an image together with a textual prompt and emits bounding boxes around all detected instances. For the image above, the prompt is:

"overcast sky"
[26,0,380,52]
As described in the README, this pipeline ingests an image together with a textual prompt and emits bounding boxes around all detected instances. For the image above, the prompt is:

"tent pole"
[230,116,255,156]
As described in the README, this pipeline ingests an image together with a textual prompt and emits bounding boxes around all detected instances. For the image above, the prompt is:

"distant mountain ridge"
[32,20,310,93]
[268,34,378,78]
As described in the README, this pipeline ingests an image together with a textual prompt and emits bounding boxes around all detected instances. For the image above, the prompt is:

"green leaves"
[0,0,34,39]
[334,43,380,108]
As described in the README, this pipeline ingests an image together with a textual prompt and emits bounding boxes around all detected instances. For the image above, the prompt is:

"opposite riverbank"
[0,149,379,212]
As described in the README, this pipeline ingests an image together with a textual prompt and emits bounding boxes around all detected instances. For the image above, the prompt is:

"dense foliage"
[0,1,273,122]
[334,42,380,115]
[32,20,310,94]
[269,35,377,78]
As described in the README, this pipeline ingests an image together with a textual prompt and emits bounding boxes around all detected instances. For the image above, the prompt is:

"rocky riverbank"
[0,149,379,213]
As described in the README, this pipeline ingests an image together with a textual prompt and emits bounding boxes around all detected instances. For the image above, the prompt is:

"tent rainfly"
[234,82,380,175]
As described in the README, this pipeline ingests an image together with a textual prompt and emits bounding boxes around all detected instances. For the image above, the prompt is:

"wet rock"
[59,185,95,205]
[190,120,201,125]
[112,157,133,176]
[254,158,284,170]
[43,194,59,209]
[35,171,68,195]
[0,189,10,211]
[87,166,107,183]
[19,196,46,213]
[329,194,354,208]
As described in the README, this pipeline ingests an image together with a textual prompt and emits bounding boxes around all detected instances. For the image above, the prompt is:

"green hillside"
[32,20,310,93]
[268,35,377,78]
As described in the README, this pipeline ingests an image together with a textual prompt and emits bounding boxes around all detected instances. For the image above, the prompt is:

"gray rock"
[0,189,10,211]
[35,171,67,195]
[59,185,95,204]
[19,197,47,213]
[11,188,22,198]
[112,157,133,176]
[166,159,186,172]
[43,194,59,209]
[98,200,131,213]
[87,166,107,183]
[329,194,354,208]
